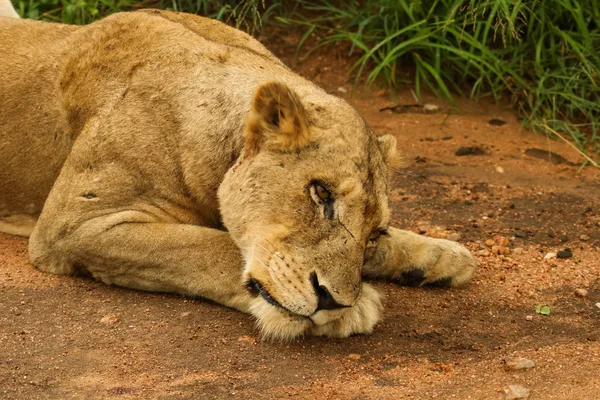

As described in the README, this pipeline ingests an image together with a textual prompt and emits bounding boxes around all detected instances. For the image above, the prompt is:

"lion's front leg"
[30,220,257,312]
[363,227,477,288]
[31,219,311,339]
[29,218,382,341]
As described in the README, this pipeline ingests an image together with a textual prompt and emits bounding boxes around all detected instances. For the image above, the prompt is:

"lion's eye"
[309,182,335,220]
[315,183,331,201]
[369,231,381,241]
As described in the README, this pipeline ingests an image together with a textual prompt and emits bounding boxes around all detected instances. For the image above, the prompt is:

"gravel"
[504,384,530,399]
[557,248,573,259]
[504,357,535,371]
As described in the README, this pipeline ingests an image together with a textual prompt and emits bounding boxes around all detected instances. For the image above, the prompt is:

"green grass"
[10,0,600,160]
[279,0,600,160]
[12,0,271,29]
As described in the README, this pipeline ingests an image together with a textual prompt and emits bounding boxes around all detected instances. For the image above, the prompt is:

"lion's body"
[0,17,76,235]
[0,10,304,235]
[0,7,477,340]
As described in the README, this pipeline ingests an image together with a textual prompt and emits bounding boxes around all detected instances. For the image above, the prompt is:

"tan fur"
[244,82,311,156]
[0,9,477,340]
[0,0,19,18]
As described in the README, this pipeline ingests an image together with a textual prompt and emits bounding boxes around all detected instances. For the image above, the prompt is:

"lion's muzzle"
[244,271,353,318]
[310,272,351,312]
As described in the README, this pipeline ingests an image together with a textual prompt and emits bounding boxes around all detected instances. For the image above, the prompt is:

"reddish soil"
[1,25,600,400]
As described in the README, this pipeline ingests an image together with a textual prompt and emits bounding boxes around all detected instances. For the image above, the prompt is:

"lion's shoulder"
[134,9,284,66]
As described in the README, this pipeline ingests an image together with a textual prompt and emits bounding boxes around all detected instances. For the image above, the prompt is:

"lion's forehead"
[321,130,387,187]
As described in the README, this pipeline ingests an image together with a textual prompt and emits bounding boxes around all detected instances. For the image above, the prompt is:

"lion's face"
[218,82,397,332]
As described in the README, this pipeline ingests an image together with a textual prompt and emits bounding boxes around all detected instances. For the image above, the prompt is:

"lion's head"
[218,81,399,339]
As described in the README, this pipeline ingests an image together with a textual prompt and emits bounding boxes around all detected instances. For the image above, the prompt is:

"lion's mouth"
[246,278,285,310]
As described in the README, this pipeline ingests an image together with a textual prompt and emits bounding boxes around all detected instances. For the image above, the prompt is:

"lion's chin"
[249,299,313,342]
[249,283,384,342]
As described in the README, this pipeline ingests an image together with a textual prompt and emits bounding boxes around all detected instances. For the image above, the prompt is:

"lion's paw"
[398,238,477,288]
[309,283,383,338]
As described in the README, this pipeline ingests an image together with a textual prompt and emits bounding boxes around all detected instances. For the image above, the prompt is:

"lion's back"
[135,9,284,66]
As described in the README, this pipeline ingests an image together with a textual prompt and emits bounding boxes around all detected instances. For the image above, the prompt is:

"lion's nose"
[310,272,351,311]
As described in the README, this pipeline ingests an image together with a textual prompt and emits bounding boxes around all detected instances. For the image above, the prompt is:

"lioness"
[0,2,476,340]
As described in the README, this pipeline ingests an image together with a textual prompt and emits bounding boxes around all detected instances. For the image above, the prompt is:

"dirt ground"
[2,25,600,400]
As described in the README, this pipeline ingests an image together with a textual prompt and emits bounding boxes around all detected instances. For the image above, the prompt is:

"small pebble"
[543,252,557,260]
[447,232,461,242]
[515,230,527,238]
[504,384,530,399]
[492,245,510,256]
[423,103,439,112]
[525,315,533,321]
[495,235,510,246]
[426,227,449,239]
[337,87,347,93]
[180,312,191,317]
[496,166,505,173]
[476,250,490,257]
[575,288,589,297]
[100,315,120,325]
[513,247,524,255]
[557,248,573,259]
[238,336,257,345]
[504,357,535,371]
[579,234,590,241]
[347,354,361,360]
[485,239,495,247]
[595,303,600,310]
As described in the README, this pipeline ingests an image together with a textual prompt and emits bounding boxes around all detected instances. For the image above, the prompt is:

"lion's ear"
[377,134,403,170]
[243,81,310,157]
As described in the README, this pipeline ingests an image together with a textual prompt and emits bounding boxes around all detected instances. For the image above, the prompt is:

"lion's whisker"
[253,243,289,281]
